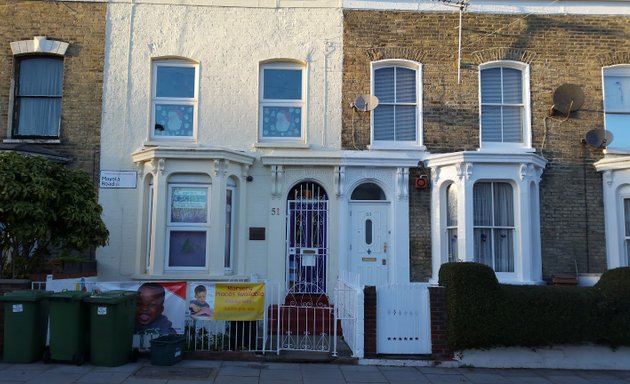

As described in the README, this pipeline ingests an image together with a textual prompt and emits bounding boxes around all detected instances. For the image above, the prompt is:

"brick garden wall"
[0,1,107,176]
[343,10,630,281]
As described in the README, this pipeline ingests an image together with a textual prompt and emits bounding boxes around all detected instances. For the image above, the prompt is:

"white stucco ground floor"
[96,147,422,295]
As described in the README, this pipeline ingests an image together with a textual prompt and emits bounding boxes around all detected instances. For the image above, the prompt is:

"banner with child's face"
[93,281,187,335]
[188,282,265,321]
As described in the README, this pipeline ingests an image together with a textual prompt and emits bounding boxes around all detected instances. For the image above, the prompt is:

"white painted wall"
[98,1,343,281]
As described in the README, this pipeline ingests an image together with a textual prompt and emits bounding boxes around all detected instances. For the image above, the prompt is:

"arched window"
[151,59,198,140]
[259,61,305,142]
[479,61,531,149]
[371,60,422,147]
[351,182,386,200]
[603,65,630,151]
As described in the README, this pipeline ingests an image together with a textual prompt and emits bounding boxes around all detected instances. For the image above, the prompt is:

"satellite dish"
[584,129,613,148]
[351,94,379,112]
[552,84,585,115]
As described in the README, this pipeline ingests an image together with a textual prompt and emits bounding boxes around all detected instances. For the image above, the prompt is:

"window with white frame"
[479,62,530,148]
[166,180,210,268]
[473,182,515,272]
[224,178,236,272]
[259,62,304,141]
[371,60,421,146]
[13,56,64,138]
[603,65,630,151]
[151,60,198,139]
[446,183,458,263]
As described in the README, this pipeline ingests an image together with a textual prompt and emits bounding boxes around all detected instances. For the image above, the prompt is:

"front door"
[286,182,328,293]
[350,202,389,287]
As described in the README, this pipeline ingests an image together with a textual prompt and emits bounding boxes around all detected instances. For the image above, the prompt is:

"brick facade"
[343,10,630,281]
[0,1,107,176]
[363,285,377,357]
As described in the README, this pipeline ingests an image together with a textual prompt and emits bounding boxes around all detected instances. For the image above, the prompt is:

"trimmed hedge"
[438,262,630,350]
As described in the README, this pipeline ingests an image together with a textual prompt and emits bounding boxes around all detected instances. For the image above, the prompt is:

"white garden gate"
[376,283,432,354]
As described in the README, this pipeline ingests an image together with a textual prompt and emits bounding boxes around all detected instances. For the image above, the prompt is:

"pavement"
[1,358,630,384]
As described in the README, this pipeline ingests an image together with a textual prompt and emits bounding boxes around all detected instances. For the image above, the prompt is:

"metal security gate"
[376,283,432,354]
[286,182,328,293]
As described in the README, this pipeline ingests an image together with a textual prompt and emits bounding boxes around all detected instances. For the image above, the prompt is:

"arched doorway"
[286,181,329,293]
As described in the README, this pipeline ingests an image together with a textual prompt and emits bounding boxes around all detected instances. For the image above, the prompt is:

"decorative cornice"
[471,47,536,65]
[366,47,427,63]
[11,36,69,56]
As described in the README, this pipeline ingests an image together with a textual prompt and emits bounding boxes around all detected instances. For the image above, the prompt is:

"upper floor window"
[151,60,198,140]
[603,65,630,151]
[371,60,421,147]
[479,61,530,149]
[259,62,304,141]
[13,56,64,138]
[473,182,515,272]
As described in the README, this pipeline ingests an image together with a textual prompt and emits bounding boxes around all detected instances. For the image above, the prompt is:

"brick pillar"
[363,285,377,357]
[429,286,453,360]
[0,279,31,356]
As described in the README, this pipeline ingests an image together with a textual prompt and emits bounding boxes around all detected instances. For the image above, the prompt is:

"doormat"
[133,366,214,379]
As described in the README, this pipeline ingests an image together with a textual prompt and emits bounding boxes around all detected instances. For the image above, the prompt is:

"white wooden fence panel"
[376,283,431,354]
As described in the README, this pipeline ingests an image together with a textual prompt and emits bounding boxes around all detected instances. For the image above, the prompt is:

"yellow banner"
[213,283,265,321]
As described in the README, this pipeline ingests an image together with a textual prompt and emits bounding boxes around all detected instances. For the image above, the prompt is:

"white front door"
[350,202,389,287]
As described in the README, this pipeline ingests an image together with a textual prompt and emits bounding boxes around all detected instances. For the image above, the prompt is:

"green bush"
[439,262,628,350]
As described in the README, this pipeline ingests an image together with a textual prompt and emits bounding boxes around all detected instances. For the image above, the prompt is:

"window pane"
[446,184,457,226]
[396,67,416,103]
[395,106,416,141]
[374,67,395,103]
[351,182,386,200]
[481,106,502,142]
[168,231,206,267]
[16,98,61,136]
[448,228,458,262]
[374,105,395,140]
[225,189,233,269]
[263,69,302,100]
[170,187,208,223]
[261,106,302,138]
[502,106,522,142]
[502,68,522,104]
[18,57,63,96]
[604,75,630,112]
[624,199,630,237]
[605,113,630,149]
[474,182,493,226]
[480,68,501,103]
[494,228,514,272]
[156,66,195,98]
[154,105,194,137]
[365,219,373,245]
[493,183,514,226]
[474,228,492,267]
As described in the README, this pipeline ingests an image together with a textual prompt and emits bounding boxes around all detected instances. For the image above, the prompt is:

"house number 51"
[271,208,281,215]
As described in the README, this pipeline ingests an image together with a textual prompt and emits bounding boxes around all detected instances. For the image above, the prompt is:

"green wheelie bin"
[0,290,49,363]
[45,290,91,364]
[84,290,138,367]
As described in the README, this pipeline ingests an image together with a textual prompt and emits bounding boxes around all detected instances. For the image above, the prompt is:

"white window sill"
[254,141,309,149]
[3,138,61,144]
[477,145,535,153]
[368,143,427,151]
[132,273,250,281]
[143,139,198,147]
